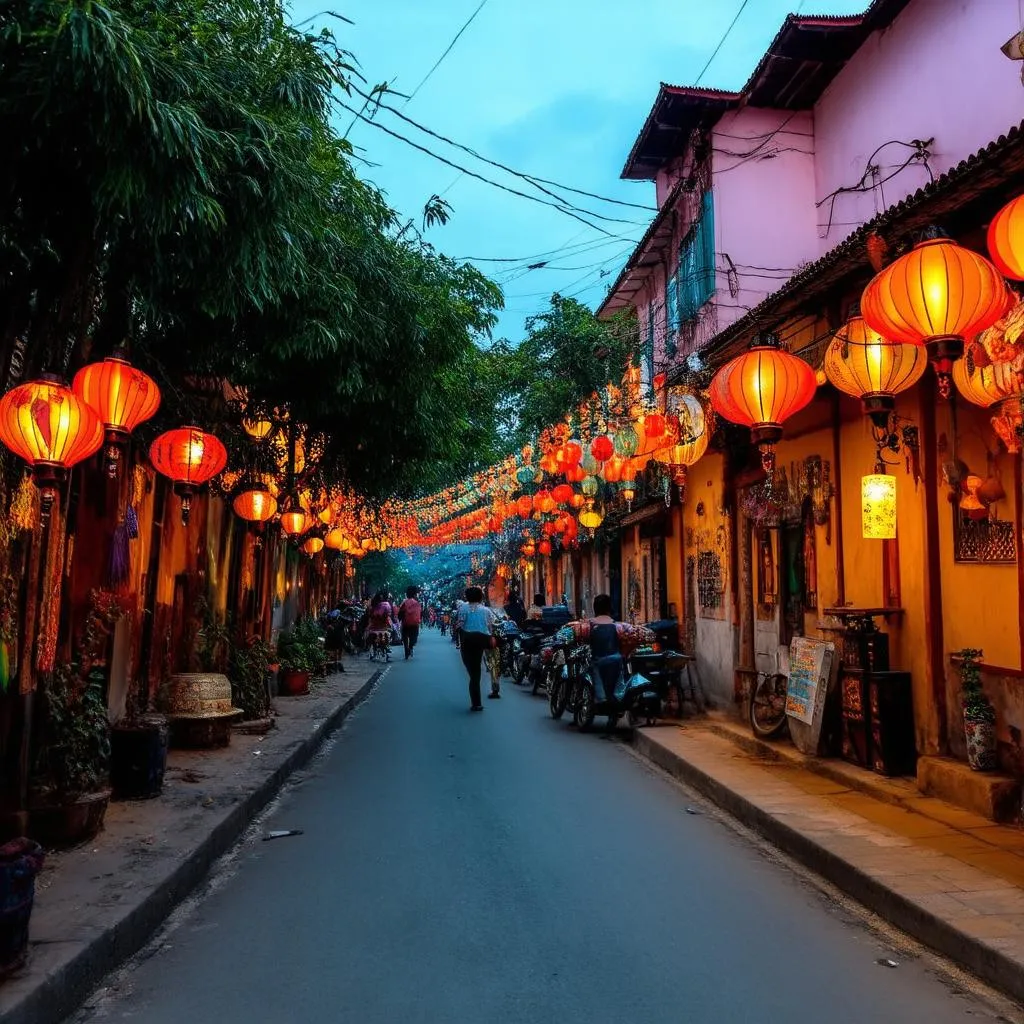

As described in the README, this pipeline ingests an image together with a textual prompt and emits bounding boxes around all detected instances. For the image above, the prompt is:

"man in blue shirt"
[456,587,495,711]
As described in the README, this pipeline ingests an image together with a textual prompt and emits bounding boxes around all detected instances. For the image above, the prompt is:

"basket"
[0,838,44,977]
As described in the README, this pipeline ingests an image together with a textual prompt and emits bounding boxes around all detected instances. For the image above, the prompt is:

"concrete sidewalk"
[0,659,385,1024]
[633,717,1024,1004]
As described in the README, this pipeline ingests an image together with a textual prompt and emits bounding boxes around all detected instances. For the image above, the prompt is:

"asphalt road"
[77,630,1015,1023]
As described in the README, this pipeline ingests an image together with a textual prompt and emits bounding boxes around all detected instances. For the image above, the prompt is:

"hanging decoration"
[149,426,227,524]
[0,376,104,521]
[862,473,897,540]
[710,332,817,471]
[987,193,1024,280]
[72,352,160,477]
[860,229,1008,398]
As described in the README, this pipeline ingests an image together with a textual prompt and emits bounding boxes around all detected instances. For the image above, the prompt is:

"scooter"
[572,647,689,732]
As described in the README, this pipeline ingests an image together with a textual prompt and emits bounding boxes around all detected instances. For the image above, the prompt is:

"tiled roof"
[622,0,910,180]
[691,119,1024,369]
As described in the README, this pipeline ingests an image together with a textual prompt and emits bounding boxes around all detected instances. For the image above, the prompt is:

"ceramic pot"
[965,717,997,771]
[278,669,310,696]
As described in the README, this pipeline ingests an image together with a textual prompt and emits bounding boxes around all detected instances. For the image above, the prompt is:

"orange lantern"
[539,452,559,474]
[523,541,536,557]
[538,539,552,556]
[823,306,927,429]
[561,439,583,467]
[279,493,309,536]
[551,483,573,504]
[988,194,1024,280]
[534,489,555,514]
[590,435,614,462]
[302,535,325,555]
[602,455,624,484]
[325,527,351,551]
[861,230,1007,397]
[642,413,667,444]
[709,332,816,470]
[516,495,533,518]
[0,375,103,519]
[952,355,1023,408]
[72,352,160,476]
[233,485,278,524]
[570,492,586,509]
[149,426,227,524]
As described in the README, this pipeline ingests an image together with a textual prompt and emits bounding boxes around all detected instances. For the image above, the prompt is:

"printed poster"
[785,636,834,726]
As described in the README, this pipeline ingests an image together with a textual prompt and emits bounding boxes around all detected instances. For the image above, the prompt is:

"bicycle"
[747,647,789,739]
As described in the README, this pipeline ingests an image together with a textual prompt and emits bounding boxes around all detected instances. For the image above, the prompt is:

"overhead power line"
[335,100,641,240]
[351,83,658,214]
[405,0,491,105]
[693,0,751,86]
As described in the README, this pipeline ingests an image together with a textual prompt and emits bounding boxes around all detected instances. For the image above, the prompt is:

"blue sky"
[290,0,865,342]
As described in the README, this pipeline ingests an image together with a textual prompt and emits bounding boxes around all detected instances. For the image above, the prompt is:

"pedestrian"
[398,586,422,660]
[526,592,545,621]
[456,586,495,711]
[484,611,505,698]
[503,588,526,627]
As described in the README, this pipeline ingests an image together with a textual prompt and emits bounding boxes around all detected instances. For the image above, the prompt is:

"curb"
[632,728,1024,1005]
[4,669,384,1024]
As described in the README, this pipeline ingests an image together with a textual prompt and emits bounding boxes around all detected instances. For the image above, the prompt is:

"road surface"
[76,630,1016,1023]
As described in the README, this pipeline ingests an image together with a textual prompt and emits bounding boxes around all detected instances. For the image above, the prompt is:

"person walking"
[456,586,495,711]
[398,586,422,660]
[503,588,526,628]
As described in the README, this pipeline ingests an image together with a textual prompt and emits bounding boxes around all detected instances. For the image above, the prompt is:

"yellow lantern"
[861,474,896,540]
[579,504,603,530]
[242,416,274,440]
[302,536,325,555]
[325,527,351,551]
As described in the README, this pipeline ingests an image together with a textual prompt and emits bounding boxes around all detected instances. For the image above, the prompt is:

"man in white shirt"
[456,587,495,711]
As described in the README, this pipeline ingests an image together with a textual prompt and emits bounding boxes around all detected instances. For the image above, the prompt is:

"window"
[645,302,656,395]
[676,190,715,324]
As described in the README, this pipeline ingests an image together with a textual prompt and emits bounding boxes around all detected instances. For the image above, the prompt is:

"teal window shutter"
[645,302,656,378]
[666,274,679,335]
[676,190,716,323]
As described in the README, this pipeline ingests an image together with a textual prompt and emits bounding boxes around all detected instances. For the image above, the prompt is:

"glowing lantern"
[603,456,624,484]
[233,486,278,524]
[72,353,160,476]
[538,539,552,556]
[960,475,987,519]
[539,452,559,474]
[325,527,351,551]
[279,493,309,536]
[561,439,583,467]
[523,541,536,557]
[579,503,603,530]
[570,492,586,509]
[952,356,1022,408]
[551,483,573,504]
[516,495,533,517]
[565,464,587,483]
[987,194,1024,280]
[149,426,227,524]
[823,306,927,429]
[534,489,555,514]
[580,450,599,476]
[521,444,534,461]
[581,475,600,497]
[242,416,274,440]
[642,413,667,444]
[591,435,614,462]
[0,375,103,520]
[613,424,639,458]
[862,474,896,540]
[709,332,817,470]
[861,231,1007,397]
[516,466,535,486]
[302,536,325,555]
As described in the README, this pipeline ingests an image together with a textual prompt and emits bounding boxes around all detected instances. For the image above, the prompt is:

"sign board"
[785,638,836,756]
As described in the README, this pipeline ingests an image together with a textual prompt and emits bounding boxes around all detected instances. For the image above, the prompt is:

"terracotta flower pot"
[278,668,310,696]
[965,717,997,771]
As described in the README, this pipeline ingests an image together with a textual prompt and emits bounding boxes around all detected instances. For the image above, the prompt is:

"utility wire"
[335,99,639,240]
[405,0,490,105]
[351,83,658,214]
[694,0,751,86]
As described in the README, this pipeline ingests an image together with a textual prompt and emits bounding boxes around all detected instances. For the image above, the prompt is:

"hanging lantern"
[0,375,104,520]
[861,230,1007,398]
[516,465,535,486]
[710,332,817,471]
[613,423,639,458]
[523,541,536,557]
[620,480,636,509]
[987,194,1024,280]
[535,489,555,514]
[538,539,552,556]
[861,474,896,540]
[233,485,278,524]
[279,493,309,536]
[72,352,160,477]
[959,475,987,519]
[952,355,1022,408]
[242,415,274,440]
[580,450,599,476]
[579,503,603,531]
[565,464,587,483]
[570,492,586,509]
[302,535,325,556]
[991,397,1024,453]
[325,527,351,551]
[823,306,927,430]
[551,483,573,504]
[560,439,583,467]
[516,495,533,518]
[591,435,614,462]
[149,426,227,525]
[603,455,625,484]
[641,413,667,445]
[539,452,559,474]
[581,475,600,497]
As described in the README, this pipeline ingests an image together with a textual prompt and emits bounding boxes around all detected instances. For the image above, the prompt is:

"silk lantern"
[988,194,1024,280]
[149,426,227,525]
[862,474,896,540]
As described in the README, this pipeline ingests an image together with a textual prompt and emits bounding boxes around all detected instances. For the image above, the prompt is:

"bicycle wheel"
[749,672,788,739]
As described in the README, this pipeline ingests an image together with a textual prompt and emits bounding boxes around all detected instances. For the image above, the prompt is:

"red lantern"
[149,426,227,524]
[233,486,278,524]
[565,464,586,483]
[590,435,614,462]
[642,413,667,443]
[72,352,160,476]
[561,439,583,467]
[551,483,573,504]
[0,375,104,520]
[710,333,816,469]
[603,455,624,483]
[570,492,585,509]
[516,495,533,518]
[988,194,1024,280]
[538,539,552,556]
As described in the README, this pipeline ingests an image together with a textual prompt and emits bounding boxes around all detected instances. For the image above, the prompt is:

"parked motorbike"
[495,619,521,679]
[549,629,590,720]
[513,625,546,686]
[571,646,688,732]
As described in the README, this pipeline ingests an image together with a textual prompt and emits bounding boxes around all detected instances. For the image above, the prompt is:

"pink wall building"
[600,0,1024,377]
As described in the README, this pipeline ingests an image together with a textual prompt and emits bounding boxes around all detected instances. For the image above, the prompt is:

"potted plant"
[959,648,997,771]
[294,617,328,679]
[229,634,273,724]
[276,626,312,695]
[29,662,112,846]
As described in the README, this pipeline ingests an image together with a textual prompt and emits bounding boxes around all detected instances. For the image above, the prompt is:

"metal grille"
[954,515,1017,564]
[697,550,724,610]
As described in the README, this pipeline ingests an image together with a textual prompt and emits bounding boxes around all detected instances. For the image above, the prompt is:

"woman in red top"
[398,586,422,660]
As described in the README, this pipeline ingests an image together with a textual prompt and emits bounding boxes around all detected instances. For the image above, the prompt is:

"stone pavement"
[633,717,1024,1004]
[0,658,384,1024]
